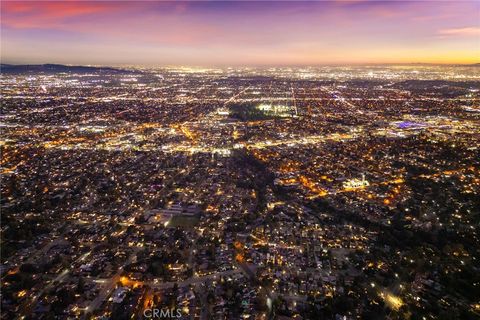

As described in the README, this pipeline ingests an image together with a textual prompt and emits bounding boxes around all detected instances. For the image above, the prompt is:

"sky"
[1,0,479,66]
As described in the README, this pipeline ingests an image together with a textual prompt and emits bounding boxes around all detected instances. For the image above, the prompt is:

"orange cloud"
[1,1,117,29]
[438,27,480,37]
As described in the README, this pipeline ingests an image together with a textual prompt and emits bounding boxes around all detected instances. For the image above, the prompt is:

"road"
[148,268,242,290]
[83,248,139,318]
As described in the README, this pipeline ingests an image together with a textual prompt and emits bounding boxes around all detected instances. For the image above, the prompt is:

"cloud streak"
[438,27,480,37]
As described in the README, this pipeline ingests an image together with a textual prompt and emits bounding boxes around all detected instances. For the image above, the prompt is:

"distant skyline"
[1,1,479,66]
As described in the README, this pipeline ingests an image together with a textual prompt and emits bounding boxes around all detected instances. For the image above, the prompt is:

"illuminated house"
[343,174,370,189]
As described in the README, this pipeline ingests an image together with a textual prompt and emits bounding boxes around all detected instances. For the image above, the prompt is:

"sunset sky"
[1,1,479,66]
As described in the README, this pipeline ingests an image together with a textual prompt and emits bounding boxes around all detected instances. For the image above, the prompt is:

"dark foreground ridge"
[0,63,136,74]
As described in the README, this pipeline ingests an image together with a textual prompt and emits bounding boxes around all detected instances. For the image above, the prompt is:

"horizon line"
[2,62,479,68]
